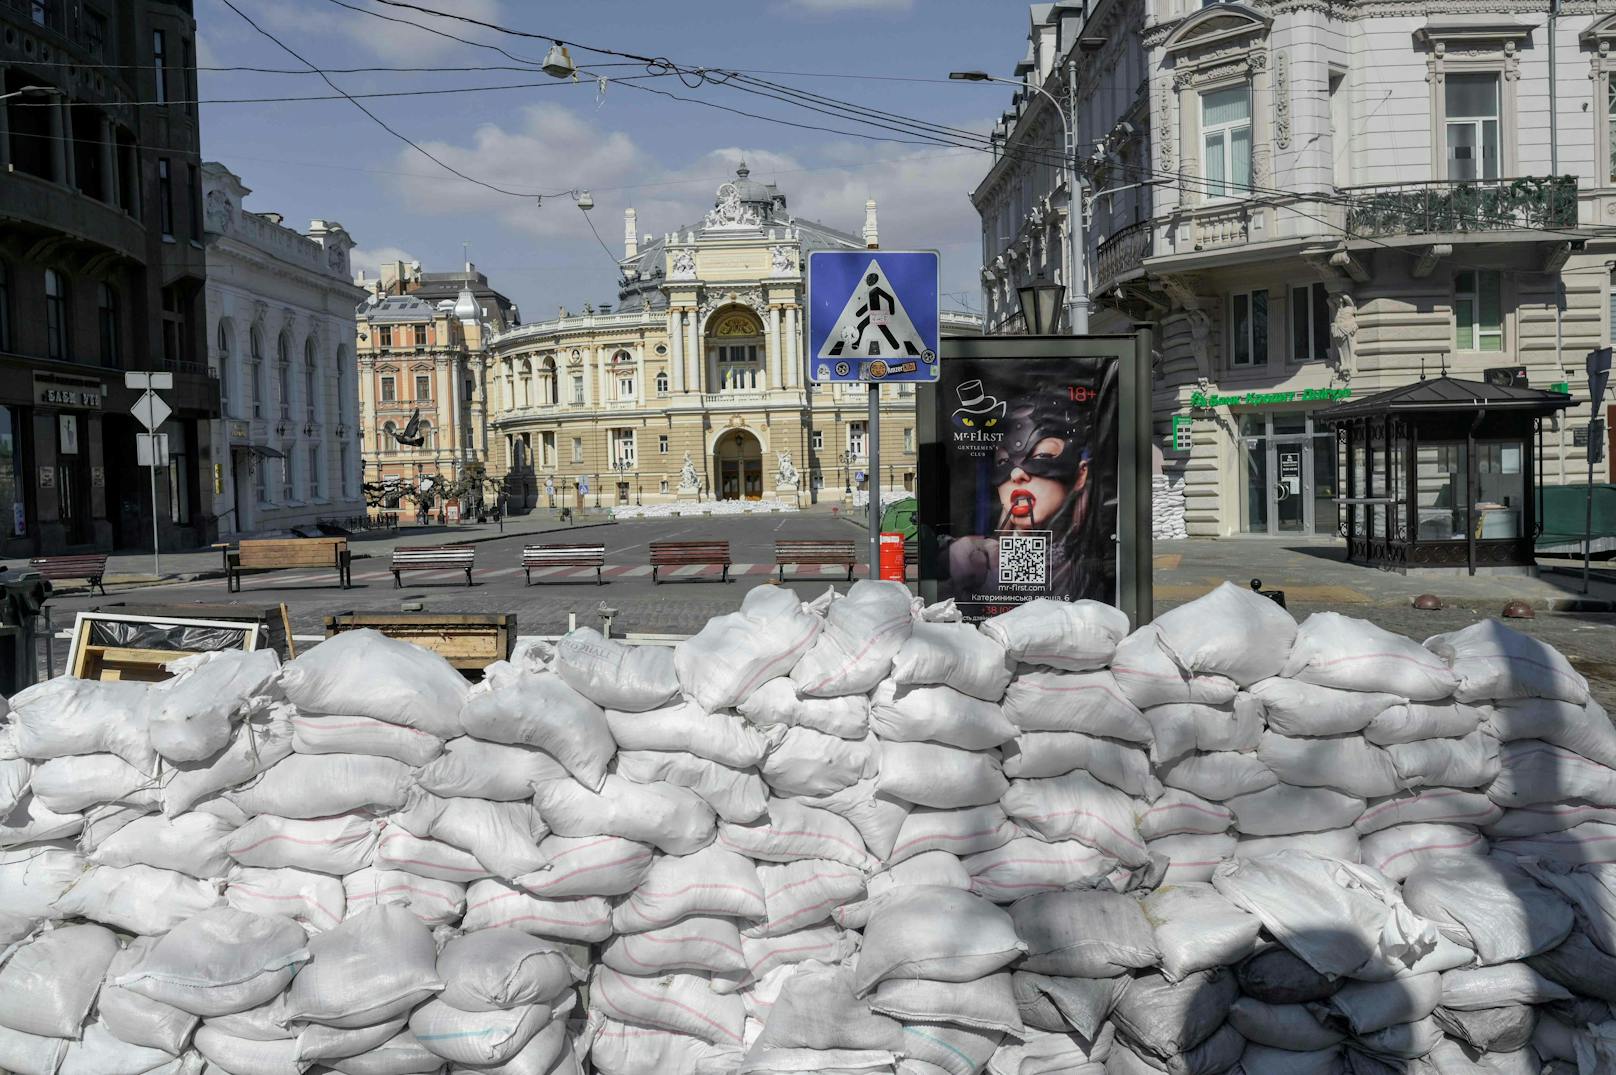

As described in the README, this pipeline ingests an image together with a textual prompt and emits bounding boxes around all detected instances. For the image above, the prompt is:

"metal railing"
[1341,176,1579,238]
[1094,219,1152,292]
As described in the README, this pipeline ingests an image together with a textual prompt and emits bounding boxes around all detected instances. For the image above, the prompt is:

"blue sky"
[195,0,1032,322]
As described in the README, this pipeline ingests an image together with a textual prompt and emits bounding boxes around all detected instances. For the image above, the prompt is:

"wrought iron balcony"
[1094,220,1152,293]
[1341,176,1578,239]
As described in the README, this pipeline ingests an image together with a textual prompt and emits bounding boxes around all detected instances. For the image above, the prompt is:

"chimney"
[624,208,638,259]
[863,198,879,249]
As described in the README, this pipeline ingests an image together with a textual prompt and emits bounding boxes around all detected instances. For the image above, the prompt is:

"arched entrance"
[714,429,764,500]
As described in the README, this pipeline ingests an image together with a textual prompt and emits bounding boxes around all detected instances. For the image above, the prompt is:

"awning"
[232,444,285,460]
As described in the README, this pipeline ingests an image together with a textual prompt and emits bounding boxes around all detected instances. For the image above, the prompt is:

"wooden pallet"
[323,611,516,676]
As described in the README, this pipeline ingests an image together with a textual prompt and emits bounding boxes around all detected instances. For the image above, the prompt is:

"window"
[157,159,174,238]
[83,8,107,60]
[658,434,669,454]
[849,421,867,457]
[281,444,293,502]
[377,325,393,349]
[655,370,669,395]
[160,286,185,368]
[187,164,200,241]
[618,373,635,400]
[380,421,396,452]
[217,322,233,416]
[303,339,317,420]
[1230,289,1268,367]
[1329,70,1349,189]
[166,430,190,524]
[417,420,433,450]
[811,429,823,451]
[29,0,61,31]
[415,374,431,401]
[340,443,351,498]
[571,375,585,404]
[1609,75,1616,185]
[276,333,291,419]
[152,30,168,104]
[182,38,195,115]
[541,431,555,468]
[715,344,761,390]
[903,427,914,453]
[1445,74,1500,182]
[570,437,584,464]
[254,447,268,503]
[97,283,119,367]
[1202,85,1252,197]
[1455,270,1503,352]
[0,263,9,351]
[380,375,396,402]
[308,444,321,500]
[44,268,68,361]
[1291,283,1330,362]
[612,429,636,467]
[249,327,264,417]
[1,407,21,538]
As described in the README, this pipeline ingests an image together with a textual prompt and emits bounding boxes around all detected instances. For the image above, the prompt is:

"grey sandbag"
[1432,1003,1536,1053]
[98,937,199,1055]
[869,972,1024,1035]
[1013,972,1122,1040]
[281,905,445,1028]
[435,929,582,1011]
[116,907,310,1017]
[1312,972,1442,1035]
[0,922,119,1038]
[554,627,678,712]
[1110,968,1238,1059]
[1227,997,1344,1050]
[1009,890,1161,977]
[1105,1021,1245,1075]
[1526,928,1616,1003]
[854,885,1025,995]
[1235,948,1342,1004]
[752,960,902,1052]
[1400,854,1574,963]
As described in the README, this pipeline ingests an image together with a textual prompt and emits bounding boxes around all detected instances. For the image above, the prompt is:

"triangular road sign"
[817,258,929,361]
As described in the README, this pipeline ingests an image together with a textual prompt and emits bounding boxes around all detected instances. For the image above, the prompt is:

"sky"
[194,0,1034,323]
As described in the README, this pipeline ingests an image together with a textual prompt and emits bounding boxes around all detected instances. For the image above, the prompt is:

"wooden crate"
[90,602,296,661]
[67,611,267,682]
[323,612,516,676]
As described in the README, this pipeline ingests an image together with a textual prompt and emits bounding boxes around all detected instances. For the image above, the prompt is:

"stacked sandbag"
[1151,475,1187,541]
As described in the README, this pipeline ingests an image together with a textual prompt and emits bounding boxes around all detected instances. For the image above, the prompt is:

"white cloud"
[244,0,514,65]
[350,244,420,283]
[772,0,915,14]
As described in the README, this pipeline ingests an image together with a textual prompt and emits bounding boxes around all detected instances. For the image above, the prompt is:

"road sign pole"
[868,384,880,575]
[148,391,161,579]
[1585,347,1612,596]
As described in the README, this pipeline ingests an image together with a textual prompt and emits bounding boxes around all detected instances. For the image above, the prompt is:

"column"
[598,347,612,407]
[785,306,800,389]
[688,312,701,394]
[437,360,455,465]
[98,115,116,204]
[636,344,646,405]
[768,306,782,390]
[669,311,685,394]
[48,98,68,186]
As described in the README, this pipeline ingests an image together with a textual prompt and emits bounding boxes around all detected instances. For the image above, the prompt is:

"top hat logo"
[952,379,1007,429]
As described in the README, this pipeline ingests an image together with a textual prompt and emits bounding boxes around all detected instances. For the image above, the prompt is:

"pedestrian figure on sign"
[829,271,921,359]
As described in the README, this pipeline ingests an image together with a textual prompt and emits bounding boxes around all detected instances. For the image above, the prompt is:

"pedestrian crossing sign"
[806,250,940,383]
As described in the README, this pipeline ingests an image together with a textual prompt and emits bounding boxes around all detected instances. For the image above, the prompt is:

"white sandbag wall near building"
[1,582,1614,1074]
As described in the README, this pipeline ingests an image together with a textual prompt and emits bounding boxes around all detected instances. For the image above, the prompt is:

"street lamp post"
[840,450,853,494]
[950,68,1088,335]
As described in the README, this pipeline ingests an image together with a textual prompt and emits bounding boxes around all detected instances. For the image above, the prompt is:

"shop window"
[1455,270,1502,352]
[1202,84,1252,198]
[1291,282,1329,362]
[1229,289,1267,367]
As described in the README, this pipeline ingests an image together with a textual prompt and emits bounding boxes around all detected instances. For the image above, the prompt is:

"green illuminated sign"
[1189,387,1352,409]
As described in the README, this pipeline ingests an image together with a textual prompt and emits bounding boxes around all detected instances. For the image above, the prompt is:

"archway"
[713,428,764,501]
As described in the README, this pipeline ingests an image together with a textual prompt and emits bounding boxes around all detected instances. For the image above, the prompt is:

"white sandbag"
[1485,697,1616,768]
[1110,625,1238,710]
[1010,888,1160,977]
[0,753,30,816]
[0,846,85,942]
[202,995,295,1040]
[1486,740,1616,807]
[729,924,857,990]
[193,1024,304,1075]
[762,728,877,798]
[588,1016,741,1075]
[737,679,870,739]
[1143,702,1262,765]
[1281,612,1458,700]
[147,649,281,764]
[225,813,380,874]
[1363,701,1484,746]
[748,959,899,1054]
[1226,785,1365,836]
[282,906,444,1029]
[390,791,548,878]
[612,846,766,933]
[0,922,118,1037]
[1236,828,1360,863]
[289,714,442,767]
[1153,580,1298,686]
[79,801,161,848]
[1401,854,1573,963]
[1489,802,1616,836]
[1149,832,1238,884]
[1356,789,1502,835]
[0,1024,68,1075]
[8,677,156,771]
[342,867,465,927]
[1343,926,1476,984]
[1385,729,1500,790]
[278,629,467,736]
[436,928,581,1011]
[32,753,160,814]
[1256,733,1400,798]
[1002,732,1157,798]
[373,825,490,882]
[1000,669,1151,743]
[1135,788,1234,840]
[836,850,973,929]
[1157,749,1278,801]
[53,863,222,935]
[718,798,876,870]
[225,755,411,820]
[799,778,911,862]
[409,996,557,1065]
[1492,821,1616,865]
[1109,968,1238,1059]
[986,1026,1110,1074]
[462,880,612,942]
[419,736,568,802]
[460,665,614,790]
[749,858,865,936]
[790,580,914,697]
[323,1027,443,1075]
[99,937,198,1054]
[1227,998,1343,1051]
[1425,618,1589,704]
[895,1020,1002,1074]
[890,621,1012,701]
[555,628,679,713]
[59,1019,184,1075]
[1359,823,1487,881]
[90,811,237,878]
[590,967,747,1049]
[1440,963,1573,1010]
[0,793,84,847]
[869,680,1016,749]
[1143,882,1260,982]
[872,972,1022,1036]
[964,835,1116,903]
[294,1018,407,1063]
[980,598,1129,673]
[877,740,1006,808]
[886,804,1015,865]
[616,750,768,823]
[1002,770,1150,866]
[853,886,1024,994]
[225,866,346,933]
[675,586,822,712]
[1316,972,1442,1034]
[115,908,309,1017]
[602,916,747,976]
[514,834,654,898]
[605,701,770,769]
[534,773,716,855]
[161,707,294,817]
[1246,678,1402,738]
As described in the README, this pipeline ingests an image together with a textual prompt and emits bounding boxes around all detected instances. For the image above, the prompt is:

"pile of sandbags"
[1151,475,1187,540]
[2,579,1615,1075]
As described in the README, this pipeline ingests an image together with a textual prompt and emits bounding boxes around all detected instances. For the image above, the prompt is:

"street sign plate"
[806,250,940,384]
[132,390,171,431]
[136,433,169,467]
[1589,347,1613,408]
[124,371,174,391]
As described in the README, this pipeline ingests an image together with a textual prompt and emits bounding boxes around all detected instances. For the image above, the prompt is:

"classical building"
[201,163,365,536]
[0,0,216,556]
[976,2,1616,552]
[486,164,979,510]
[355,261,517,503]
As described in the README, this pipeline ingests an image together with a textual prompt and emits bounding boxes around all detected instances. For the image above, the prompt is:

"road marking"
[622,566,654,577]
[671,565,706,577]
[482,567,521,577]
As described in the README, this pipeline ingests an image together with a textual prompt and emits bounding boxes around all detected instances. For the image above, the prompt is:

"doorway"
[714,430,763,501]
[1237,412,1338,535]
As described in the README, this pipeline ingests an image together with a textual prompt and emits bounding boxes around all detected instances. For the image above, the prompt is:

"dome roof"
[730,160,780,208]
[453,286,480,323]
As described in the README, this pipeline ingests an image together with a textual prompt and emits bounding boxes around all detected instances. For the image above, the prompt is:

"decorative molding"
[703,183,762,230]
[1273,52,1290,150]
[1156,79,1175,173]
[769,245,795,276]
[669,249,696,280]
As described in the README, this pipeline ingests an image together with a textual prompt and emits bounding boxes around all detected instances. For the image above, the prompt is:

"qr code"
[998,532,1049,585]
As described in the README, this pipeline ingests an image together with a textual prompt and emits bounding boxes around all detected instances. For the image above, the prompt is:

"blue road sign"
[806,250,940,384]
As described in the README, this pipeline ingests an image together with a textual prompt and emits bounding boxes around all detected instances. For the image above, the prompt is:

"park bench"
[218,538,350,593]
[522,543,606,585]
[649,540,731,584]
[391,545,475,588]
[774,539,857,581]
[29,554,109,595]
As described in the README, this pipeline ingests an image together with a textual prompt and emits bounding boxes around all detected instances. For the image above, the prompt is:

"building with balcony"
[0,0,215,555]
[485,164,979,511]
[201,163,365,536]
[976,2,1616,551]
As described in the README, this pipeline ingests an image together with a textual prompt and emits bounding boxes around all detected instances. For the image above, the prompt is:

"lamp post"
[840,450,853,494]
[950,68,1088,334]
[0,85,63,102]
[610,458,633,507]
[1017,274,1067,336]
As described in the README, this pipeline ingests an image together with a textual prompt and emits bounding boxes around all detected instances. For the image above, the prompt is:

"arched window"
[520,358,533,407]
[44,269,68,361]
[276,331,291,420]
[303,337,318,421]
[419,420,434,451]
[655,370,669,396]
[249,326,265,418]
[381,421,396,453]
[613,350,635,401]
[335,344,351,422]
[540,356,557,405]
[708,307,764,392]
[217,321,234,417]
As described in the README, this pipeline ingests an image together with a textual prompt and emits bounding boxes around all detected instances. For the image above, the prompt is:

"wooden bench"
[649,540,731,584]
[30,554,109,595]
[523,544,606,585]
[391,545,475,588]
[218,538,350,593]
[775,540,857,581]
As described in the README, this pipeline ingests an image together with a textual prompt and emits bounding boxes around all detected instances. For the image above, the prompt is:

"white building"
[202,163,366,536]
[975,3,1616,544]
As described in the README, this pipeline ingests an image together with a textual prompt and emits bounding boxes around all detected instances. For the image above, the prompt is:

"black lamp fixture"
[1017,273,1066,335]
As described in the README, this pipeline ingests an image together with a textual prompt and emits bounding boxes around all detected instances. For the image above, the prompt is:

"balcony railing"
[1341,177,1578,239]
[1094,220,1152,293]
